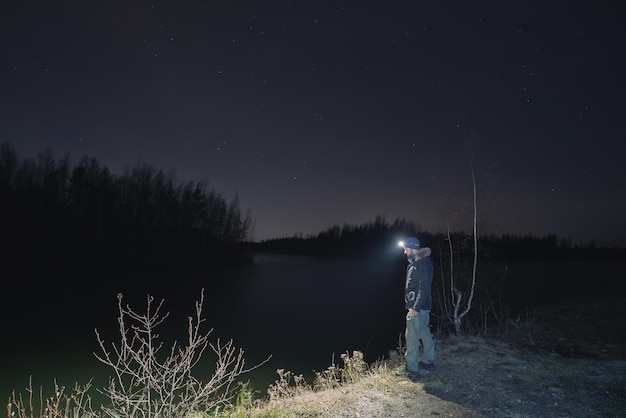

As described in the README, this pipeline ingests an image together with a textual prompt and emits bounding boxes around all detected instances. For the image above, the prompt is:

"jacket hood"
[412,247,431,260]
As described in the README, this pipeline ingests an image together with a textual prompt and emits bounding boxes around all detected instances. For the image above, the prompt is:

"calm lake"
[2,253,625,407]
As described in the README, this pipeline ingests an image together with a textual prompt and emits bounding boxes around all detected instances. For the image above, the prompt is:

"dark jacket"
[405,247,433,311]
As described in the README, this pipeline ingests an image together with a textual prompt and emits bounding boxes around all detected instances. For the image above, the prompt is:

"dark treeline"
[0,143,252,271]
[3,142,623,272]
[250,215,626,262]
[249,215,422,259]
[250,216,626,319]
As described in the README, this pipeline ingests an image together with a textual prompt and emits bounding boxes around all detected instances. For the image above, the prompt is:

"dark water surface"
[1,253,404,406]
[2,255,624,407]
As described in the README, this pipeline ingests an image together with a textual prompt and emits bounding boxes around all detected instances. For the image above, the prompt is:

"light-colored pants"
[405,309,435,373]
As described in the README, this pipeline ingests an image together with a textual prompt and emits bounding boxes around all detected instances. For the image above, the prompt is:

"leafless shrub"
[7,289,267,418]
[93,289,270,417]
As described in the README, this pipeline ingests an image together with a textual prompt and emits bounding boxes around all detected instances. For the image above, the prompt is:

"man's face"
[404,247,414,259]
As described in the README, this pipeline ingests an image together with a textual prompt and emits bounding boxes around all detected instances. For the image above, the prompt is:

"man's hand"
[411,309,419,315]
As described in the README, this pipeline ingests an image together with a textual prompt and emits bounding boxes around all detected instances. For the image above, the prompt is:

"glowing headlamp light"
[398,240,405,248]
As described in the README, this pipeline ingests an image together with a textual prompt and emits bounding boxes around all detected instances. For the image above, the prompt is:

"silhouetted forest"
[251,217,626,316]
[251,216,626,262]
[0,143,252,271]
[3,143,624,273]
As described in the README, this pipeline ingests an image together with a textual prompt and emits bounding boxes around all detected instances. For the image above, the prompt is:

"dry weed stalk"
[8,377,96,418]
[339,351,367,383]
[267,350,369,401]
[313,351,368,390]
[266,369,308,401]
[94,289,269,418]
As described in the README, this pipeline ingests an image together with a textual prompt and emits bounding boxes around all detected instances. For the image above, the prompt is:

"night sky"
[2,1,625,246]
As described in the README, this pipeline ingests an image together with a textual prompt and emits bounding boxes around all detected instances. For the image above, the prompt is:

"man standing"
[398,236,435,382]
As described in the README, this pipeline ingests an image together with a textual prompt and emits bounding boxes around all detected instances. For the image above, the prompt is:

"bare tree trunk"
[450,169,479,334]
[457,169,478,332]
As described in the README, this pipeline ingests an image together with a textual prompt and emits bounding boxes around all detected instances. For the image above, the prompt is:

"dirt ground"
[268,296,626,417]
